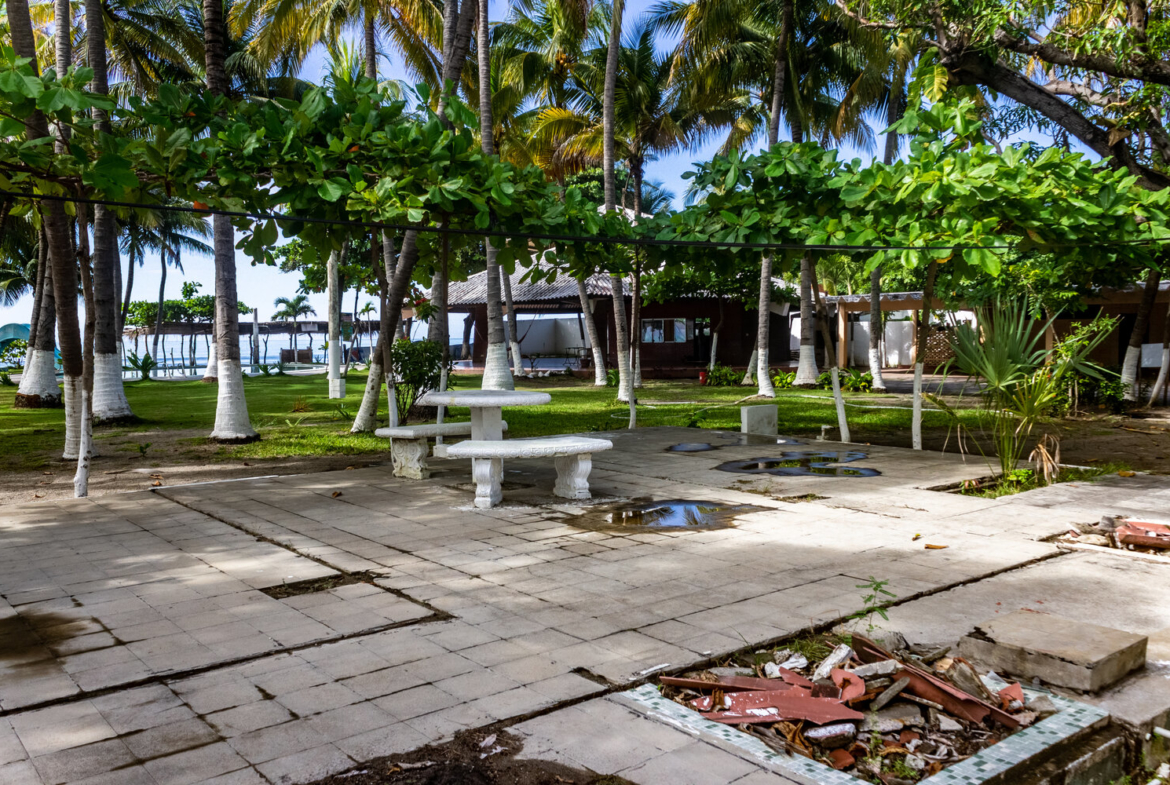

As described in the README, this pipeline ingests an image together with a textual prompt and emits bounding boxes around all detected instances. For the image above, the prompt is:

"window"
[641,319,690,343]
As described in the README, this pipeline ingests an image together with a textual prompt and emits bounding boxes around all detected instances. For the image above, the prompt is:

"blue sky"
[0,0,1068,330]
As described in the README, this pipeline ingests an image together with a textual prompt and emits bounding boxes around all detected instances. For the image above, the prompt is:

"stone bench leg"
[554,454,593,500]
[391,438,430,480]
[471,457,503,509]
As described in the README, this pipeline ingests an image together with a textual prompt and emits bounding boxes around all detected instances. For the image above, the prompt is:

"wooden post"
[837,305,848,369]
[910,309,919,366]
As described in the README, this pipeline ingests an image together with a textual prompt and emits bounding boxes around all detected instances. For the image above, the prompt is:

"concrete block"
[740,405,777,437]
[328,379,346,399]
[959,611,1147,693]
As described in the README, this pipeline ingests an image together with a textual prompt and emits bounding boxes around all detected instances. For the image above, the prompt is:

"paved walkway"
[1,427,1167,785]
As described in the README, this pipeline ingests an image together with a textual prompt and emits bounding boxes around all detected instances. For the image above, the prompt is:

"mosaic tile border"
[611,684,1109,785]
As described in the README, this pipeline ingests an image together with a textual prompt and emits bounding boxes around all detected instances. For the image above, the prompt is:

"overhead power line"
[3,189,1168,252]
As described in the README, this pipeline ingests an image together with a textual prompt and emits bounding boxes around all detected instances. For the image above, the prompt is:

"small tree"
[387,340,449,423]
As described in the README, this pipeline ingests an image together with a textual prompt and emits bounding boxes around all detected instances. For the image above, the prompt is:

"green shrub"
[606,368,620,388]
[0,339,28,368]
[0,372,13,387]
[388,339,449,422]
[771,370,795,389]
[127,351,157,380]
[705,364,740,387]
[841,369,874,393]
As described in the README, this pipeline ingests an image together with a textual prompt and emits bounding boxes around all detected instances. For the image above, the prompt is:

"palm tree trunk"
[436,0,477,122]
[912,261,939,450]
[17,227,59,407]
[461,314,474,360]
[363,12,377,78]
[354,237,389,432]
[428,235,450,357]
[477,0,514,390]
[10,0,78,428]
[794,255,818,386]
[754,2,790,399]
[869,90,902,393]
[603,0,628,409]
[1122,267,1162,400]
[122,253,135,332]
[25,227,44,359]
[327,248,344,397]
[631,164,644,390]
[812,262,835,369]
[202,321,218,381]
[152,254,167,371]
[741,335,757,385]
[502,270,522,373]
[72,205,97,486]
[1146,300,1170,407]
[575,278,605,385]
[709,297,724,372]
[202,0,255,440]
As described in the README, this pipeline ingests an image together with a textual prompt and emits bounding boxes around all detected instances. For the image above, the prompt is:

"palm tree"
[651,0,887,392]
[144,210,214,374]
[273,294,316,356]
[495,0,610,385]
[231,0,441,88]
[202,0,258,441]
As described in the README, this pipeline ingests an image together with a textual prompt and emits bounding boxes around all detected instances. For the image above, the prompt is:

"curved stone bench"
[375,421,507,480]
[444,436,614,508]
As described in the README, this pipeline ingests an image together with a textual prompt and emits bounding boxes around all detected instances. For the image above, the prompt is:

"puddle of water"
[564,498,767,531]
[667,443,720,452]
[714,432,807,446]
[717,451,881,478]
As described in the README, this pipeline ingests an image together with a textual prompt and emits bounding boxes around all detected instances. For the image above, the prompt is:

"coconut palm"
[273,294,317,354]
[231,0,441,86]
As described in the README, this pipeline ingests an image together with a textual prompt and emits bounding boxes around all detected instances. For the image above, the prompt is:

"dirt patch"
[0,424,386,506]
[310,729,633,785]
[260,572,379,599]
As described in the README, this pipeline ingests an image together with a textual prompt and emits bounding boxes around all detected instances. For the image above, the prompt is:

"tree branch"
[1042,79,1120,108]
[993,26,1170,87]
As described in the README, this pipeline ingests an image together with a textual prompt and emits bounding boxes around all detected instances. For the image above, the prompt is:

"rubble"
[658,633,1046,782]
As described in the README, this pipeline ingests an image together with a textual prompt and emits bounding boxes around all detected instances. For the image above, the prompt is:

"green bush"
[388,339,449,422]
[772,370,795,389]
[127,351,157,380]
[606,368,620,388]
[0,339,28,368]
[705,364,740,387]
[841,369,874,393]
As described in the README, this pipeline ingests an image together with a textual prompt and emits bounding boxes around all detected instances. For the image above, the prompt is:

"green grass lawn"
[0,371,974,473]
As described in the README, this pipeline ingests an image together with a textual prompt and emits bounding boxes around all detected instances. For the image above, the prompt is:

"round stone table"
[417,389,551,441]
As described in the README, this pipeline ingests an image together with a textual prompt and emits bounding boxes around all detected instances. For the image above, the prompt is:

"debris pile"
[1059,515,1170,559]
[658,635,1053,783]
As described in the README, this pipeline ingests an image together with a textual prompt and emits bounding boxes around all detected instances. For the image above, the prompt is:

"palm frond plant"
[946,300,1115,481]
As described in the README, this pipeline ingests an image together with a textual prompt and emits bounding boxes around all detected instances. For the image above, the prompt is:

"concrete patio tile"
[91,684,194,734]
[255,744,354,785]
[31,738,136,785]
[72,764,157,785]
[333,722,431,762]
[173,677,264,715]
[373,684,461,720]
[0,759,43,785]
[227,720,324,764]
[433,669,523,702]
[207,701,295,738]
[467,686,552,721]
[145,741,253,785]
[247,664,331,697]
[9,702,117,757]
[402,703,494,742]
[275,682,363,717]
[619,740,761,785]
[305,703,397,743]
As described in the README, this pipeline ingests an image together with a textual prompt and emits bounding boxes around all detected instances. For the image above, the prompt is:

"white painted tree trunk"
[831,367,850,443]
[386,375,399,428]
[708,332,719,372]
[576,280,607,386]
[327,250,344,398]
[210,359,257,440]
[740,347,757,385]
[92,352,132,421]
[912,361,924,450]
[1121,345,1142,401]
[351,358,383,432]
[18,348,62,404]
[634,346,643,388]
[434,366,448,443]
[868,345,884,390]
[1148,348,1169,407]
[62,375,83,459]
[73,389,91,497]
[202,341,218,382]
[509,341,523,377]
[483,342,514,390]
[757,345,775,397]
[796,345,818,385]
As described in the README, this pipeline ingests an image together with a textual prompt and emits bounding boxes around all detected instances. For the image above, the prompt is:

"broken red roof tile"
[700,691,864,725]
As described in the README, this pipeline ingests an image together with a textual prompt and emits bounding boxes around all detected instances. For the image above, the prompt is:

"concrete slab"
[740,406,778,437]
[959,610,1147,692]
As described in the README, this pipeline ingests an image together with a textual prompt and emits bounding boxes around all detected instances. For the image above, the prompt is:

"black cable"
[3,188,1166,252]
